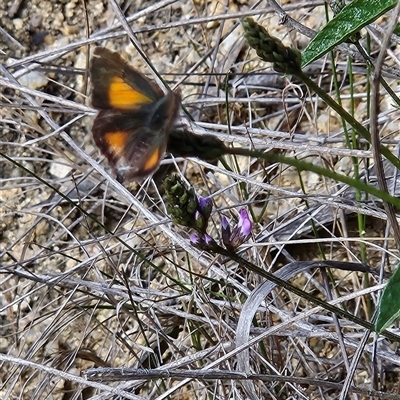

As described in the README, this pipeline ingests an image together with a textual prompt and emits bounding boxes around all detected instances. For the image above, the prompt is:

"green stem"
[227,147,400,208]
[295,70,400,171]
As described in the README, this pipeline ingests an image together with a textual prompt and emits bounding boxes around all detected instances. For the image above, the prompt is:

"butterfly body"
[90,47,181,181]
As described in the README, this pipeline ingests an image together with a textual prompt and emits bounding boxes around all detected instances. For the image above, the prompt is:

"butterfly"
[90,47,181,182]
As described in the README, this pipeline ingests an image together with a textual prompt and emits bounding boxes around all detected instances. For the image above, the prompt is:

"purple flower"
[221,216,231,245]
[203,233,216,247]
[190,232,201,246]
[238,208,252,239]
[197,196,213,219]
[190,232,217,250]
[190,196,213,233]
[221,208,252,251]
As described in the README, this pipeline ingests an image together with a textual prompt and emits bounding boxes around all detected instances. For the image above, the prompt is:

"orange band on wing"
[143,147,162,172]
[109,77,152,109]
[104,131,129,154]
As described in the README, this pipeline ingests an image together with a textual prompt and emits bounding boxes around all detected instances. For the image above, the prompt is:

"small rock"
[13,18,24,31]
[18,71,47,90]
[49,162,72,178]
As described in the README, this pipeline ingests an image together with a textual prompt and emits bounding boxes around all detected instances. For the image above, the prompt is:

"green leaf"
[301,0,397,67]
[375,263,400,334]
